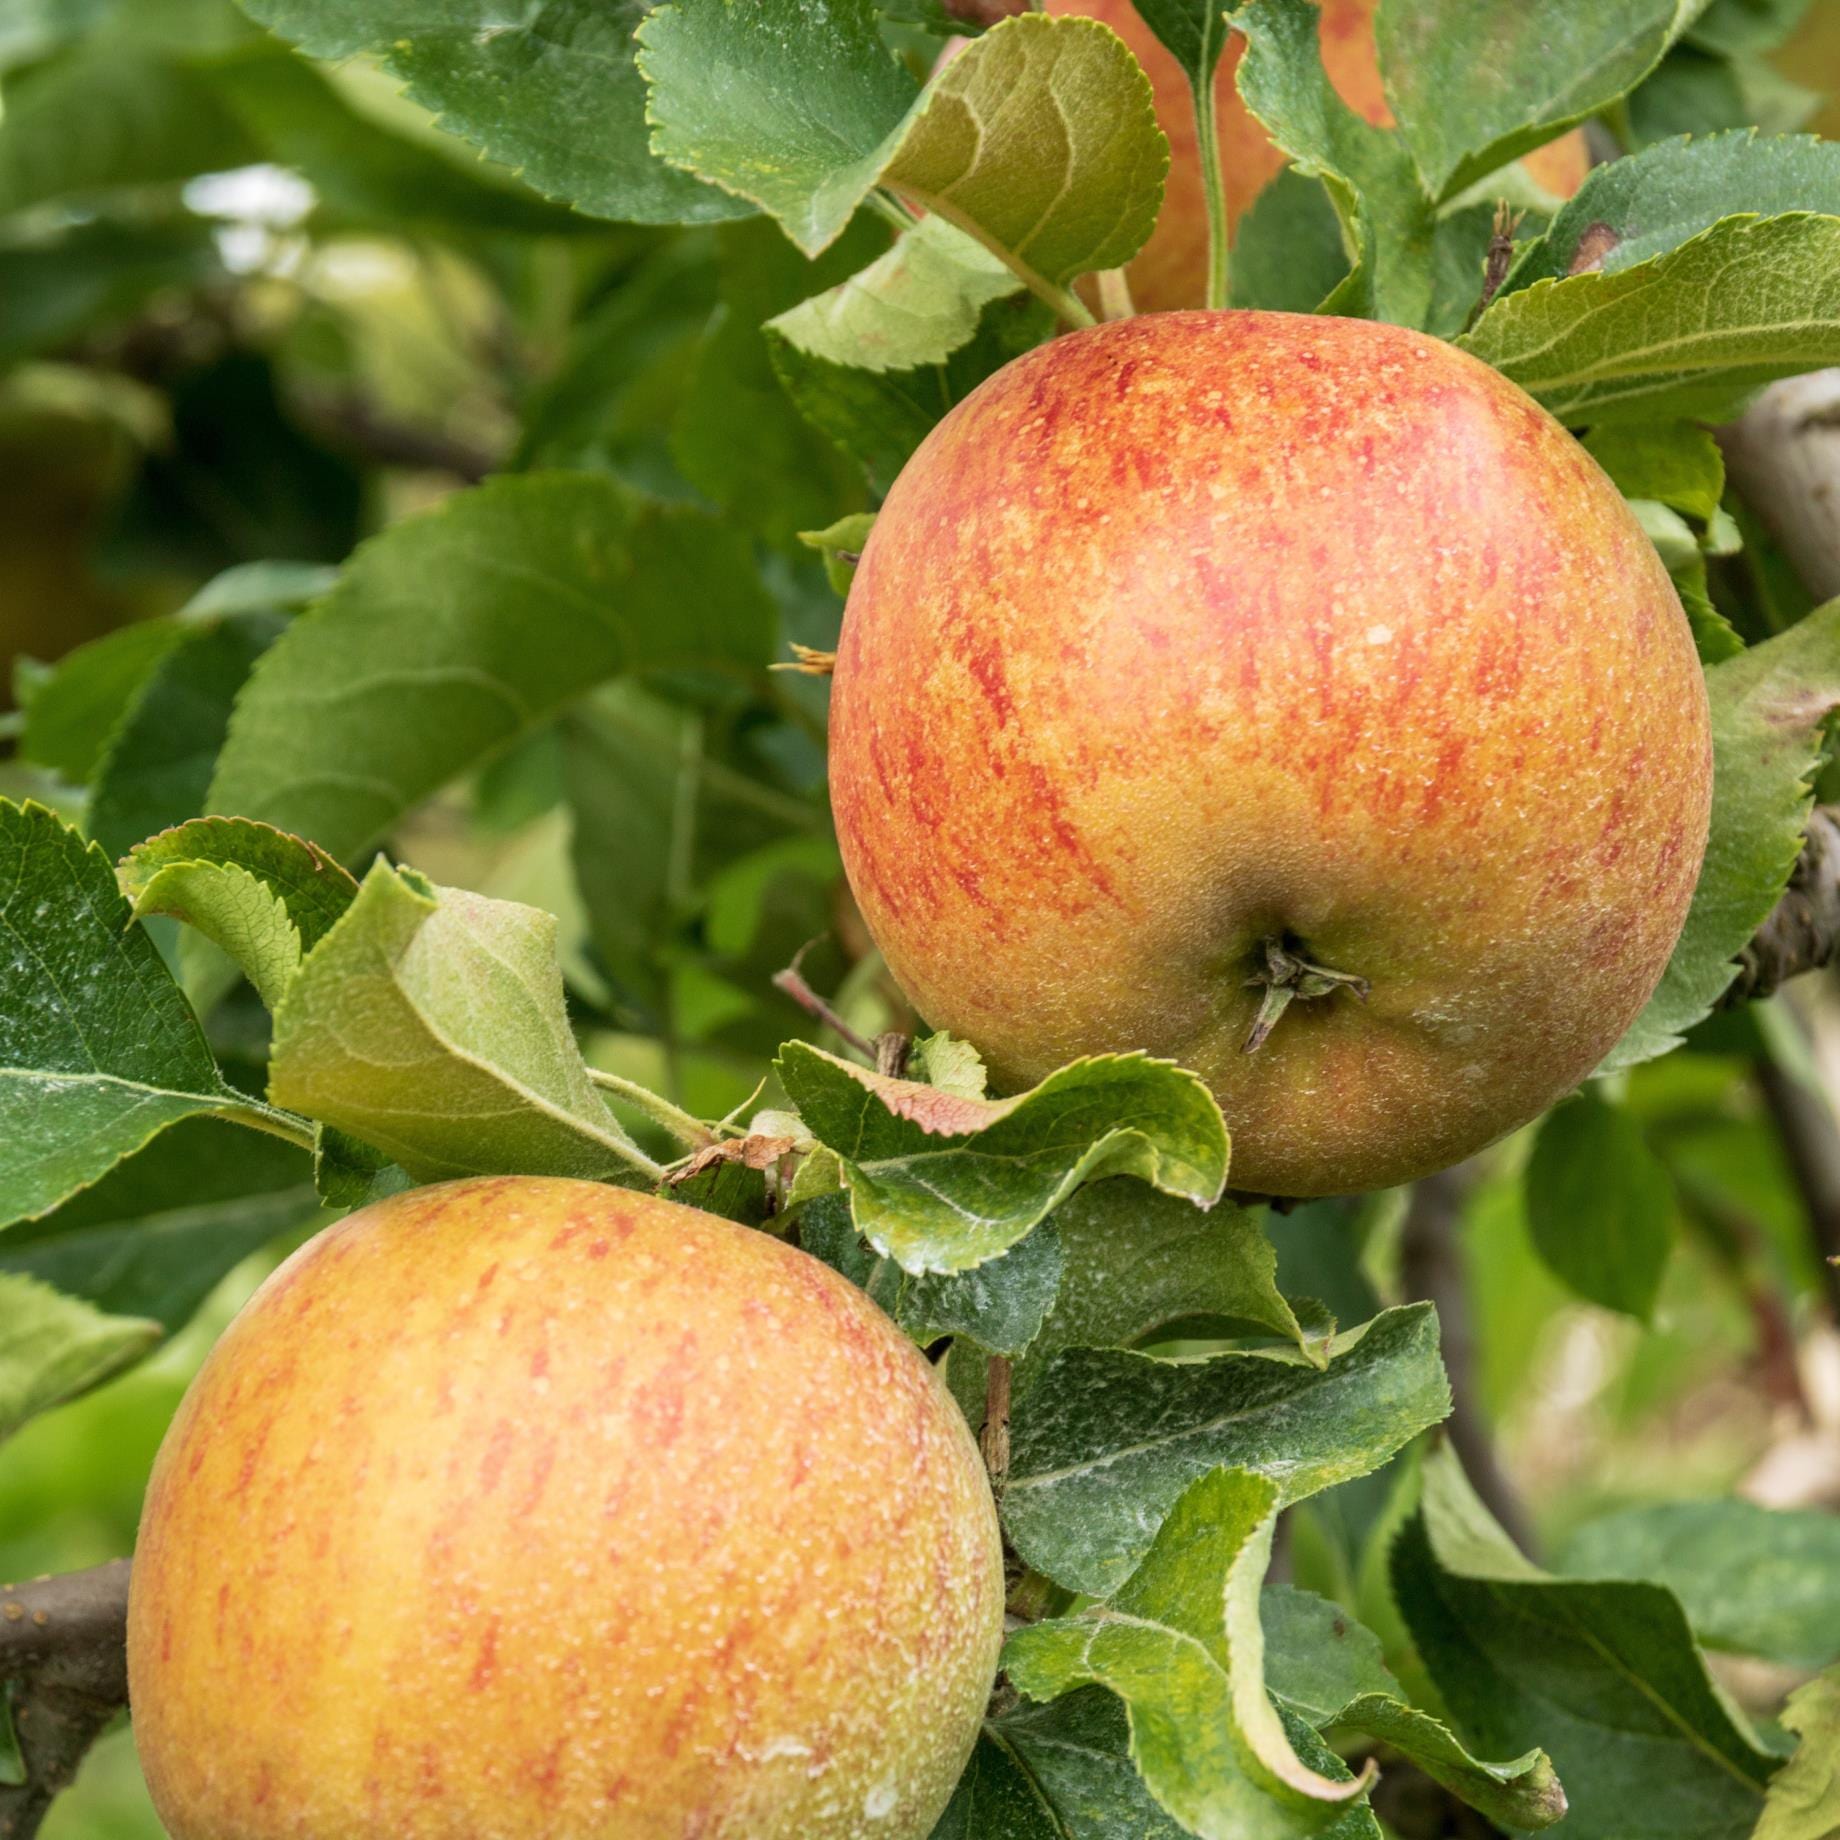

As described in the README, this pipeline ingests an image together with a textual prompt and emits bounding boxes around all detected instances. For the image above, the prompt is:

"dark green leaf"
[0,1117,316,1333]
[0,800,268,1228]
[1607,599,1840,1066]
[1006,1469,1373,1834]
[1392,1444,1779,1840]
[235,0,745,225]
[208,473,778,864]
[777,1042,1230,1273]
[1505,131,1840,290]
[1524,1090,1676,1320]
[1374,0,1697,204]
[1558,1500,1840,1669]
[1004,1304,1449,1596]
[1228,168,1352,314]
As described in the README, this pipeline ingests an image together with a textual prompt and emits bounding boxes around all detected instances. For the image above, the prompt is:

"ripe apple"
[1051,0,1591,313]
[828,312,1711,1197]
[129,1177,1004,1839]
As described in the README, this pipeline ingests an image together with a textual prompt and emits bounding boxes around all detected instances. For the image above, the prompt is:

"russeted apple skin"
[829,312,1712,1197]
[128,1177,1004,1840]
[1056,0,1590,314]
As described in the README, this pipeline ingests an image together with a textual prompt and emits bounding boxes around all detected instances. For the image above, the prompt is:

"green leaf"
[1392,1444,1780,1840]
[1583,420,1727,524]
[0,1271,159,1442]
[87,610,286,863]
[799,513,879,597]
[1557,1500,1840,1669]
[801,1191,1065,1356]
[1606,599,1840,1068]
[768,214,1027,373]
[119,817,359,963]
[0,1117,316,1334]
[1505,130,1840,290]
[1006,1469,1372,1836]
[0,800,269,1229]
[1004,1304,1449,1597]
[206,44,590,239]
[1373,0,1700,204]
[1755,1667,1840,1840]
[639,6,1166,307]
[1524,1090,1676,1319]
[776,1042,1230,1273]
[208,473,777,865]
[0,46,260,216]
[770,289,1053,494]
[932,1689,1193,1840]
[17,616,191,784]
[910,1031,990,1100]
[671,215,879,548]
[1021,1180,1319,1374]
[1228,168,1353,314]
[269,860,662,1186]
[1263,1588,1566,1831]
[1460,212,1840,425]
[1232,0,1434,327]
[234,0,745,226]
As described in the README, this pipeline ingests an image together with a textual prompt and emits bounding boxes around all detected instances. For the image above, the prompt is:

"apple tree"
[4,0,1840,1834]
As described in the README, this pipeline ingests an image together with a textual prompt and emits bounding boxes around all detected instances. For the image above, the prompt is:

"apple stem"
[1192,76,1231,312]
[1240,936,1370,1054]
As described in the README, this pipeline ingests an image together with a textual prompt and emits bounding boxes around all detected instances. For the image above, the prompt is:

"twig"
[1724,807,1840,1007]
[980,1355,1013,1486]
[1397,1164,1540,1557]
[771,940,878,1060]
[0,1562,132,1840]
[290,386,499,484]
[1751,1021,1840,1322]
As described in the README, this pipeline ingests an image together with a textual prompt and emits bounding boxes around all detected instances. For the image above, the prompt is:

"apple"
[128,1177,1004,1838]
[1050,0,1591,313]
[828,311,1711,1197]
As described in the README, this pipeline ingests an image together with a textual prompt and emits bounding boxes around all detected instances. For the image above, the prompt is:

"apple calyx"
[1241,936,1371,1054]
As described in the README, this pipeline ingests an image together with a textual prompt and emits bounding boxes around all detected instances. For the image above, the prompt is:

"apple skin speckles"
[129,1176,1003,1840]
[830,311,1712,1197]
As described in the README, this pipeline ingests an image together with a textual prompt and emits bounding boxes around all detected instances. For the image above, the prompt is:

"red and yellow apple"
[129,1178,1004,1838]
[829,312,1711,1197]
[1049,0,1591,312]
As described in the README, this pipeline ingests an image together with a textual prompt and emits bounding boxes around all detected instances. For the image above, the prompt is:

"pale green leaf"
[270,861,662,1186]
[1006,1469,1371,1836]
[235,0,744,225]
[910,1031,989,1101]
[776,1041,1230,1273]
[1606,599,1840,1068]
[800,1190,1064,1356]
[1460,212,1840,425]
[118,816,359,960]
[769,214,1025,373]
[1374,0,1701,204]
[1392,1444,1779,1840]
[1003,1304,1449,1596]
[0,1271,158,1441]
[1755,1668,1840,1840]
